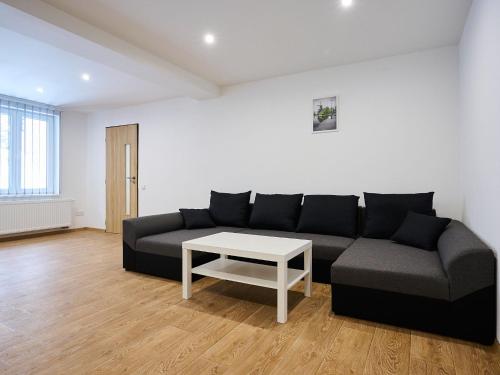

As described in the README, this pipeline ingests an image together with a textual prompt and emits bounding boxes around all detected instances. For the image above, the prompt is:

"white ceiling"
[0,27,178,110]
[42,0,472,86]
[0,0,471,110]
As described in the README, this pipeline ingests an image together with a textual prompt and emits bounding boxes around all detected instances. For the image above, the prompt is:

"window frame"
[0,97,60,198]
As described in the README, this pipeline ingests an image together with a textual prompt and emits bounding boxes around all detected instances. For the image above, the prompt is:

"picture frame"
[312,95,338,133]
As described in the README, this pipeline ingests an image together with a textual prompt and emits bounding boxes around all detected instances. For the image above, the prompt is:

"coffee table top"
[182,232,311,261]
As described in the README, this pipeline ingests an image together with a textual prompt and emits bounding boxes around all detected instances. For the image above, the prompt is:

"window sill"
[0,197,74,205]
[0,195,61,200]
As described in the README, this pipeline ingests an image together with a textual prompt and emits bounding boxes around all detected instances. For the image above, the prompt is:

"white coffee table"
[182,232,312,323]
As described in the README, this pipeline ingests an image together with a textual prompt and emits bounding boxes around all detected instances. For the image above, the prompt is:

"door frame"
[105,123,139,233]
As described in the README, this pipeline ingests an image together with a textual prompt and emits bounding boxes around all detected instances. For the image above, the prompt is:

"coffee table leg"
[277,259,287,323]
[304,246,312,297]
[182,248,192,299]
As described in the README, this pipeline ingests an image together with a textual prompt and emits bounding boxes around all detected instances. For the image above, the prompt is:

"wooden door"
[106,124,138,233]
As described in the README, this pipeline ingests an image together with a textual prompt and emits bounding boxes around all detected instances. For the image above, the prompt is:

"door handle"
[126,176,136,183]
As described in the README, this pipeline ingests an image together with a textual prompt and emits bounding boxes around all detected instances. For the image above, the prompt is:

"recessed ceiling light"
[204,33,215,45]
[36,87,44,93]
[341,0,353,7]
[81,73,91,81]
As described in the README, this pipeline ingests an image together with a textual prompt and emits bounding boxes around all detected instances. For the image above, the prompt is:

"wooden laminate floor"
[0,230,498,375]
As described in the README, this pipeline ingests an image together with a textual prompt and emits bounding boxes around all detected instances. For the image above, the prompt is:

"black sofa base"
[123,242,218,281]
[331,283,496,345]
[289,257,334,284]
[124,239,334,285]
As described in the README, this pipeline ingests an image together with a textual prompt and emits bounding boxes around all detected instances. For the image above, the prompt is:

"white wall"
[82,46,461,229]
[60,111,87,228]
[459,0,500,341]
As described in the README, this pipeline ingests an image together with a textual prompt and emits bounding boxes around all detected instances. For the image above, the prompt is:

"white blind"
[0,95,60,197]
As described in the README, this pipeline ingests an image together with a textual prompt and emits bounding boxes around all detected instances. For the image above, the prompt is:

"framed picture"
[312,96,338,133]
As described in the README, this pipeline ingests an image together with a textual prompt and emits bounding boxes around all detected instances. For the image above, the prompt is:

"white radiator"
[0,199,73,235]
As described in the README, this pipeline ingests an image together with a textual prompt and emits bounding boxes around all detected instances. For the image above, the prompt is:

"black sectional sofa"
[123,191,496,345]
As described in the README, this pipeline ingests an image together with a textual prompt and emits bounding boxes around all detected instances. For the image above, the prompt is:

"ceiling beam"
[0,0,220,99]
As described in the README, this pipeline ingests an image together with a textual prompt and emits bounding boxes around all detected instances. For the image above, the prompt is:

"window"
[0,95,60,197]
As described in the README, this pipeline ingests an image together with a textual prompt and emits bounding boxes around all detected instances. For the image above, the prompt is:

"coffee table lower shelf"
[192,258,309,290]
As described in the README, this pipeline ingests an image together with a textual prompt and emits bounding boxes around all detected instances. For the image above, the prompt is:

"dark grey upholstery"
[438,220,496,301]
[123,212,184,249]
[239,228,354,261]
[331,238,450,300]
[136,227,244,258]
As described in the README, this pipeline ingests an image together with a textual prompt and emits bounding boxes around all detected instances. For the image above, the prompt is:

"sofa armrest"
[123,212,184,250]
[437,220,496,301]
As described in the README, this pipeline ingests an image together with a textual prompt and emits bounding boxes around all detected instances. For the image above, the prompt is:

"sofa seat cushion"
[136,227,244,258]
[239,228,354,262]
[331,238,449,300]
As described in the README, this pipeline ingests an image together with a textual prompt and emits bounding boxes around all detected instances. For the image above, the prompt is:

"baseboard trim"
[0,227,106,242]
[83,227,106,233]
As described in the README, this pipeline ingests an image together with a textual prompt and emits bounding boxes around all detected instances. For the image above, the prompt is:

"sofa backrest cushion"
[296,195,359,237]
[363,192,434,239]
[249,193,303,232]
[209,190,251,227]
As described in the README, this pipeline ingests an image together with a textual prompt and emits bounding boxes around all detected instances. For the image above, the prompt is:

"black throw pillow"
[296,195,359,237]
[249,193,303,231]
[209,190,251,227]
[179,209,216,229]
[363,192,434,239]
[391,211,451,250]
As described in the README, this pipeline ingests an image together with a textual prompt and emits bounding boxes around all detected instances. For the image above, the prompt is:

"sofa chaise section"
[331,220,496,345]
[331,238,450,299]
